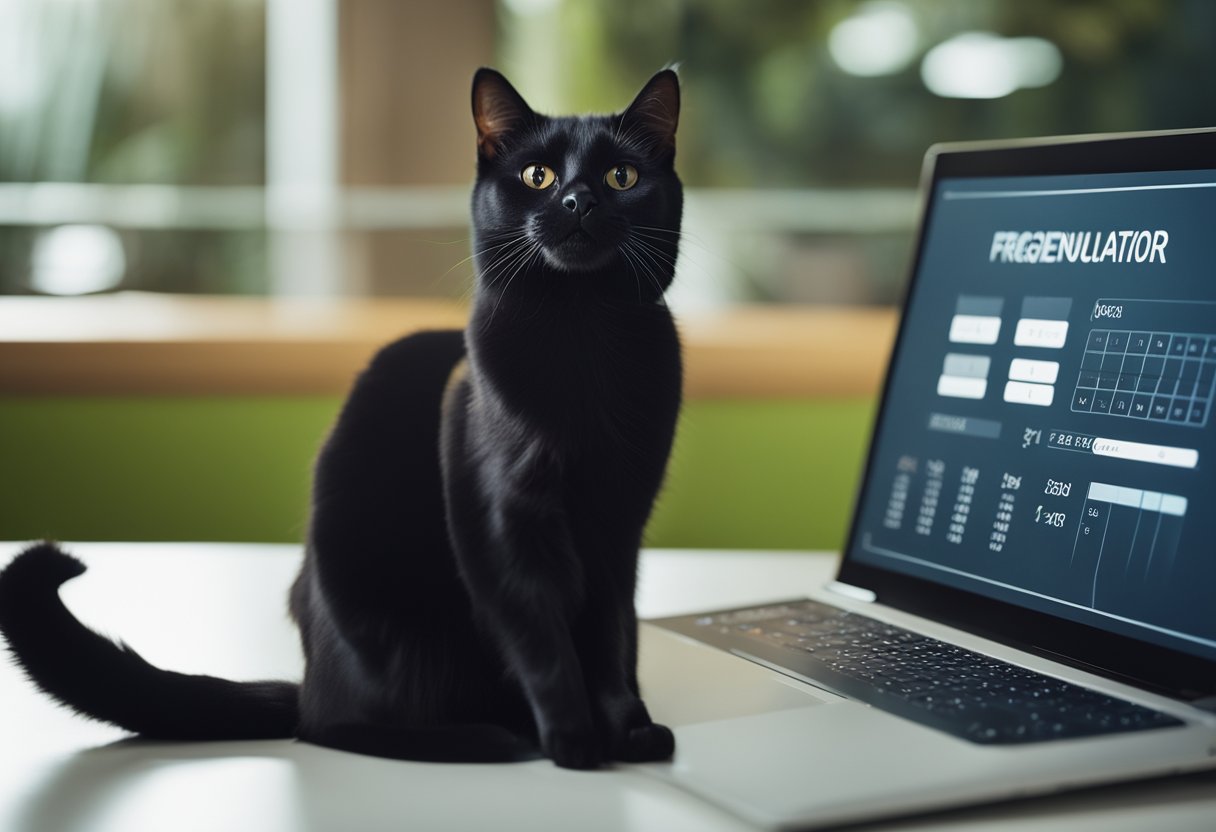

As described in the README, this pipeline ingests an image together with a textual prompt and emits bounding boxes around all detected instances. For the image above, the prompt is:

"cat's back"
[311,329,466,543]
[330,329,466,438]
[362,329,467,395]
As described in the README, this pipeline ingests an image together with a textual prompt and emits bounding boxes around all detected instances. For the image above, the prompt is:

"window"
[2,0,1213,307]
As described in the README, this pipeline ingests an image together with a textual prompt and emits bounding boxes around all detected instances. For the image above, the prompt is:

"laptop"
[635,127,1216,829]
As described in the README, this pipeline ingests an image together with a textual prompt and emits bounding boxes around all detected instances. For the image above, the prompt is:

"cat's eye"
[521,164,557,190]
[605,164,639,191]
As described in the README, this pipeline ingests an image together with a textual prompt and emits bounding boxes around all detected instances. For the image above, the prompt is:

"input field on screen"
[1091,437,1198,469]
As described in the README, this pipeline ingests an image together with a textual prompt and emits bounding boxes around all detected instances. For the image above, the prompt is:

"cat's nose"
[561,186,597,216]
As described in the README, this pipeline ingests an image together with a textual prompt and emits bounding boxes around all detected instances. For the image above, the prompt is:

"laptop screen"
[842,131,1216,679]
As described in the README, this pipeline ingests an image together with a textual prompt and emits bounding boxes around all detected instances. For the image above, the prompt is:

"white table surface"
[0,542,1213,832]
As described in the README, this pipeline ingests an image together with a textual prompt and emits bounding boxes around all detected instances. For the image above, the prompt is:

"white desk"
[1,543,1213,832]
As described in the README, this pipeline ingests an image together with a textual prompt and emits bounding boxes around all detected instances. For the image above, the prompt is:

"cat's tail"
[0,542,299,740]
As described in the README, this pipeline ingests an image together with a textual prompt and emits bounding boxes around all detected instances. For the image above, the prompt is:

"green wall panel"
[645,400,874,551]
[0,397,874,551]
[0,398,338,544]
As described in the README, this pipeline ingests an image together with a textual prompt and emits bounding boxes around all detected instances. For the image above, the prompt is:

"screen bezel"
[837,128,1216,701]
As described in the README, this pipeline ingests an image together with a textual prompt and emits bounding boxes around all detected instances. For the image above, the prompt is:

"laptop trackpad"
[639,623,835,727]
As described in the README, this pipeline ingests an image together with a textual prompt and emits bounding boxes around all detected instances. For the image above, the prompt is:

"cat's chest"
[472,301,681,432]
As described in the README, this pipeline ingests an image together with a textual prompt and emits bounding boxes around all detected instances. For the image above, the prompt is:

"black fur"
[0,543,297,739]
[0,68,684,770]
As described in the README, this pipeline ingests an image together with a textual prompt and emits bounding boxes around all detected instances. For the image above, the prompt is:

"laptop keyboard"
[680,600,1184,745]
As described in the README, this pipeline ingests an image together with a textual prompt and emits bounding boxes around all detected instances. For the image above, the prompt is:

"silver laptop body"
[637,128,1216,830]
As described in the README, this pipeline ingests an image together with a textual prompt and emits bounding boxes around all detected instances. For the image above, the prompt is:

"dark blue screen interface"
[849,168,1216,662]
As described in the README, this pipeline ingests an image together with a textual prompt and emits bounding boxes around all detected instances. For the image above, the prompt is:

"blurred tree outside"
[1,0,1214,302]
[0,0,266,294]
[504,0,1216,188]
[0,1,264,185]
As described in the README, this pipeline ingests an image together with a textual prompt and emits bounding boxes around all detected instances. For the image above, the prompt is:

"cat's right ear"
[620,69,680,156]
[472,68,534,160]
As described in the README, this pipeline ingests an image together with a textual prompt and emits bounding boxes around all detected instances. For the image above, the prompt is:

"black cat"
[0,67,684,770]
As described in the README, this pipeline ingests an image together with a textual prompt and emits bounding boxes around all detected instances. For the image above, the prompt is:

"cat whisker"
[629,227,706,258]
[631,223,749,282]
[630,224,717,255]
[619,239,670,303]
[623,238,665,278]
[481,237,536,286]
[630,224,683,235]
[435,232,534,303]
[625,236,679,286]
[627,235,679,266]
[470,232,532,261]
[486,240,543,327]
[616,242,647,303]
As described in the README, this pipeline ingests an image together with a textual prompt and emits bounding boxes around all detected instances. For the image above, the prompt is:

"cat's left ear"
[620,69,681,155]
[472,68,535,160]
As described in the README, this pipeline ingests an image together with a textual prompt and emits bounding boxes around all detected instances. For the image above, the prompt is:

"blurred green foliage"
[0,0,265,185]
[0,0,267,294]
[506,0,1216,188]
[2,0,1214,295]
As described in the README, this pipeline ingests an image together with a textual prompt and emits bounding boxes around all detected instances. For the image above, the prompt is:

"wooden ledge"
[0,294,897,398]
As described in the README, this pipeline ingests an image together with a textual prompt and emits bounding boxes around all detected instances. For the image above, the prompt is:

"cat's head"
[470,68,682,303]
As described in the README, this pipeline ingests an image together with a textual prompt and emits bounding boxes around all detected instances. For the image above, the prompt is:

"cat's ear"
[472,68,535,160]
[619,69,680,155]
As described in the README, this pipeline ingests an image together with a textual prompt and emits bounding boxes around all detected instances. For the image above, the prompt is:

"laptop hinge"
[825,581,877,603]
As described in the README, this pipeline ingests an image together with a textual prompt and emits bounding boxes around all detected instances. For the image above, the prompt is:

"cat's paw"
[543,729,604,770]
[612,722,675,763]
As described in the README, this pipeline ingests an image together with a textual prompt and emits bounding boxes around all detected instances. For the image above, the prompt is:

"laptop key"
[676,599,1185,745]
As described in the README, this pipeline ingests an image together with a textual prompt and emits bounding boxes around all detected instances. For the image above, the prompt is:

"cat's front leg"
[460,524,604,769]
[599,695,675,763]
[578,595,675,763]
[500,605,602,769]
[441,420,603,767]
